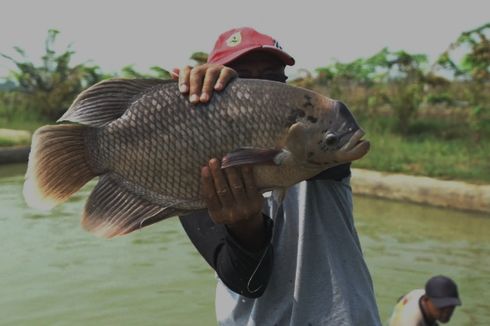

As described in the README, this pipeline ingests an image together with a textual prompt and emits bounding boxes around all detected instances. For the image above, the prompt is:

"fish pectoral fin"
[285,122,309,159]
[82,175,180,238]
[221,148,284,168]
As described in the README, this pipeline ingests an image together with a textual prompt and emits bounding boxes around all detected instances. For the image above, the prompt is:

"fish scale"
[23,78,369,237]
[98,82,279,200]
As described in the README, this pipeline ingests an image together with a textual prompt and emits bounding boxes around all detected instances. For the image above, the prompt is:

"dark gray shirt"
[216,177,381,325]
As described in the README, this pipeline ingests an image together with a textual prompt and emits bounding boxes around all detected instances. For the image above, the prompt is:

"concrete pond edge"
[0,146,30,165]
[351,168,490,215]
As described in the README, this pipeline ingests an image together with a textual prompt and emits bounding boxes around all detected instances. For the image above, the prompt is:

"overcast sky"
[0,0,488,78]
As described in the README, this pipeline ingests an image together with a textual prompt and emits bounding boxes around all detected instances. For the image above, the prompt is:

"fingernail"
[190,94,199,103]
[214,82,223,90]
[179,84,188,93]
[200,93,209,102]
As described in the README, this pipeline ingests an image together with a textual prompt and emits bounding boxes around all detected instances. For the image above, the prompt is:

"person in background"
[387,275,462,326]
[174,27,381,325]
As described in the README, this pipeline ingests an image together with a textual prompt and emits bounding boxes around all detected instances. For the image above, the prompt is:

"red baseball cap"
[207,27,295,66]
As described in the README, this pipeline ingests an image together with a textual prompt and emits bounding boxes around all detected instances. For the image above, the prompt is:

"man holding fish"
[176,27,382,325]
[23,25,380,325]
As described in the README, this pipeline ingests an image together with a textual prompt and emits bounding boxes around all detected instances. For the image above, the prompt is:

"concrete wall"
[0,146,30,165]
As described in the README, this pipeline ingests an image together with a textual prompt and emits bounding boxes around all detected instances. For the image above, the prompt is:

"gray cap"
[425,275,462,308]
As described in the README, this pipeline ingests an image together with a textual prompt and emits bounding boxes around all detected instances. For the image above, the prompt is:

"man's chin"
[438,316,451,323]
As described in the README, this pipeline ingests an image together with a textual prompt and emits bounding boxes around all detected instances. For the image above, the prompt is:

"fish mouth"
[341,129,370,160]
[344,129,364,146]
[336,128,364,149]
[332,102,368,155]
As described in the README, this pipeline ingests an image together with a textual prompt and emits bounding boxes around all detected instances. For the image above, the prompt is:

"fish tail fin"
[24,78,173,211]
[23,124,96,210]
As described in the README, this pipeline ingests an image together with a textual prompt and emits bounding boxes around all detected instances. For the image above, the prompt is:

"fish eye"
[324,133,338,146]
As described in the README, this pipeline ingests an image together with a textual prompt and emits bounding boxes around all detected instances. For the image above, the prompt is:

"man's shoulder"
[406,289,425,300]
[388,289,425,326]
[396,289,425,315]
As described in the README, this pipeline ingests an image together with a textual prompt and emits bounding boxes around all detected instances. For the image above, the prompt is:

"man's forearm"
[226,212,267,252]
[179,212,274,298]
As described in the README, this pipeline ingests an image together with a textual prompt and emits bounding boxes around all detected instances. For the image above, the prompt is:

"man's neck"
[419,297,437,326]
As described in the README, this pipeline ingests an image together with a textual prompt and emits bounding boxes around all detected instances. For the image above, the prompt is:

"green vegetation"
[352,115,490,183]
[0,29,171,128]
[120,64,171,79]
[291,23,489,183]
[0,128,31,146]
[0,25,489,183]
[0,29,108,121]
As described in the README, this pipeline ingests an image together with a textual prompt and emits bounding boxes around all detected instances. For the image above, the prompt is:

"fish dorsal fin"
[58,78,174,127]
[82,175,179,238]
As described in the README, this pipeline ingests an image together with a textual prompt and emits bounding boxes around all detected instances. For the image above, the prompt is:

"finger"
[209,158,233,207]
[215,67,238,91]
[178,66,191,93]
[242,165,260,197]
[200,67,221,103]
[200,165,221,212]
[224,167,247,204]
[171,68,179,80]
[189,66,205,104]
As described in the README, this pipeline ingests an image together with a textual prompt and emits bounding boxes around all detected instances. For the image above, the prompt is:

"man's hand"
[201,158,266,251]
[172,64,237,104]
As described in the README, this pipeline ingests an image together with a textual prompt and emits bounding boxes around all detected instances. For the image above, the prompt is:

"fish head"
[287,99,370,170]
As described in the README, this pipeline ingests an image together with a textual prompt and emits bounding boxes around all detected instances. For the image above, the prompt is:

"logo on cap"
[273,40,283,50]
[226,32,242,47]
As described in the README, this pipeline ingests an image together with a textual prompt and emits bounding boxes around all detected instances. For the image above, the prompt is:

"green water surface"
[1,164,488,325]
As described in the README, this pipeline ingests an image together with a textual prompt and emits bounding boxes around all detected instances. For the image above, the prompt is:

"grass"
[0,137,27,147]
[0,113,47,132]
[0,129,31,146]
[0,102,49,146]
[353,115,490,184]
[353,131,490,183]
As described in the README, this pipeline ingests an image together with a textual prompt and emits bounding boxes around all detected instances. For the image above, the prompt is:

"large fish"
[23,78,370,238]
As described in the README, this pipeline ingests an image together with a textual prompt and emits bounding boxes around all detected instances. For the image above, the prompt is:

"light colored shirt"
[216,177,381,325]
[387,289,433,326]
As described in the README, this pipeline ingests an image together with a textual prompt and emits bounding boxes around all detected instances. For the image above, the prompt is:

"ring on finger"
[217,189,228,195]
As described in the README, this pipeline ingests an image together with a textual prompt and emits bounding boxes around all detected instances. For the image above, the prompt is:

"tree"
[435,23,490,141]
[371,49,428,134]
[436,23,490,82]
[190,52,208,66]
[1,29,107,120]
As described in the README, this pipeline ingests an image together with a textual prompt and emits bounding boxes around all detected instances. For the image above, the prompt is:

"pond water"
[1,164,488,325]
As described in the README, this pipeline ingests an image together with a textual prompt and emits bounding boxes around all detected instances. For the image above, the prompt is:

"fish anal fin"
[221,148,283,169]
[82,175,179,238]
[58,78,175,127]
